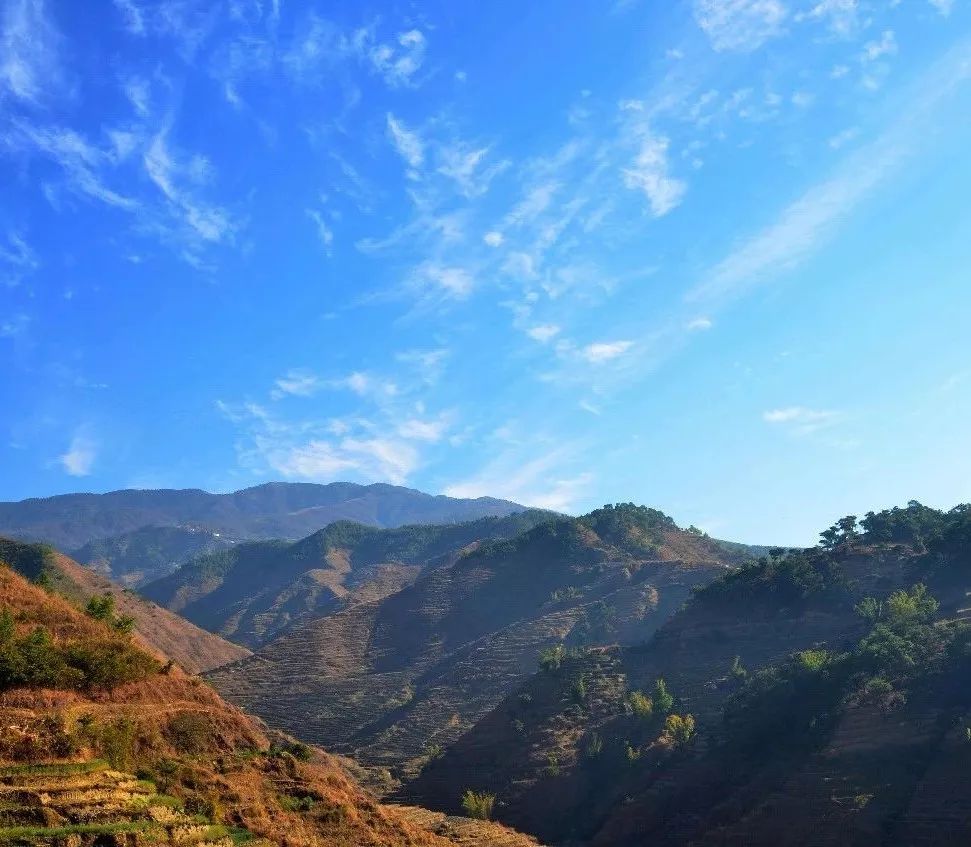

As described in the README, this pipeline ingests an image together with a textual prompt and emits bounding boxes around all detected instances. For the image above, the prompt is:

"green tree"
[539,644,565,672]
[663,713,696,748]
[626,690,653,718]
[652,678,674,715]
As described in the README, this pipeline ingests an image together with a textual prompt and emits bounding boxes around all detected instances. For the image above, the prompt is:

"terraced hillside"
[0,552,543,847]
[0,537,248,674]
[0,759,239,847]
[208,505,743,779]
[0,482,526,552]
[142,511,553,649]
[406,502,971,846]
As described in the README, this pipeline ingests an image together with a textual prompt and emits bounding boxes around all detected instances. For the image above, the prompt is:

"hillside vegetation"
[0,552,541,847]
[207,504,743,782]
[142,511,555,649]
[403,502,971,846]
[0,537,248,674]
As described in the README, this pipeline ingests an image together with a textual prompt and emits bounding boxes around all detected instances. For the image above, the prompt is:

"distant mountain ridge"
[142,510,557,649]
[0,481,528,584]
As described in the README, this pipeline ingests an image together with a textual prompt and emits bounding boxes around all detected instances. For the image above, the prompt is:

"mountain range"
[204,505,749,781]
[4,483,971,846]
[0,482,526,586]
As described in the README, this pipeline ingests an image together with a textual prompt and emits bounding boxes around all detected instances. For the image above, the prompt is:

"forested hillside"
[403,502,971,846]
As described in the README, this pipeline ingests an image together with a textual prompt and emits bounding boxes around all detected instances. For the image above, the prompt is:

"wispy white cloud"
[306,208,334,252]
[143,127,237,254]
[271,436,418,484]
[398,414,451,443]
[112,0,145,34]
[3,121,138,209]
[582,340,634,363]
[763,406,842,434]
[0,0,62,105]
[861,30,897,64]
[527,324,561,343]
[59,431,97,476]
[686,316,713,331]
[693,0,788,52]
[272,369,323,399]
[332,371,399,399]
[386,113,424,169]
[122,75,151,116]
[797,0,859,38]
[436,141,510,198]
[827,127,859,149]
[0,312,29,338]
[0,232,38,285]
[445,446,591,512]
[365,28,427,88]
[408,262,474,301]
[622,131,686,217]
[396,348,450,384]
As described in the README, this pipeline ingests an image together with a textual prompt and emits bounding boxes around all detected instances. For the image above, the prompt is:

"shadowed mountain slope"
[71,525,237,588]
[404,502,971,847]
[0,552,541,847]
[207,505,746,781]
[0,537,249,674]
[141,511,555,649]
[0,482,526,554]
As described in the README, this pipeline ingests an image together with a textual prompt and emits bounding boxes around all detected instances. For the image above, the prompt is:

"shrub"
[166,713,211,754]
[663,713,696,748]
[625,690,653,718]
[730,656,748,681]
[85,593,137,634]
[460,790,495,820]
[584,732,603,759]
[268,740,313,761]
[0,605,156,692]
[795,649,832,672]
[571,675,588,702]
[92,718,138,770]
[278,794,316,812]
[539,644,565,672]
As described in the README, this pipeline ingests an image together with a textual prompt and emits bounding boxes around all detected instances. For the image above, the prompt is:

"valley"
[2,488,971,846]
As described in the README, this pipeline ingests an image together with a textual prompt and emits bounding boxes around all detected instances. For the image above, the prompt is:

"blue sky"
[2,0,970,544]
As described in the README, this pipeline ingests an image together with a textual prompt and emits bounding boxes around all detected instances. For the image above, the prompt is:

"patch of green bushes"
[0,606,159,692]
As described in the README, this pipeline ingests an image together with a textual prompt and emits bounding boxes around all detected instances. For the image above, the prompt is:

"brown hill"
[0,537,248,674]
[0,556,540,847]
[207,505,742,782]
